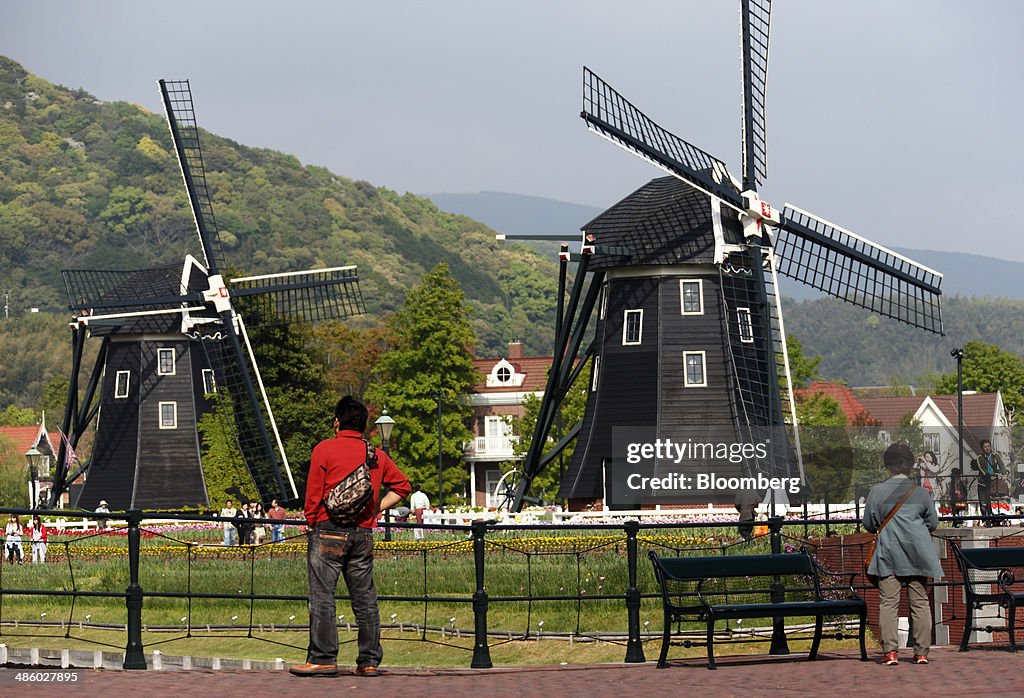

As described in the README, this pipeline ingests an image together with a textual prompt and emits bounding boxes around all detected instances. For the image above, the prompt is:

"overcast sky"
[4,1,1023,262]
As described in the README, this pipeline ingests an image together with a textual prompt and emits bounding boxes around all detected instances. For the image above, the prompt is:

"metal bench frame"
[950,541,1024,652]
[649,549,867,669]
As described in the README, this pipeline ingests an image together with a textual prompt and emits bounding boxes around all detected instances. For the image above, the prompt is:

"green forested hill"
[782,295,1024,387]
[0,56,557,357]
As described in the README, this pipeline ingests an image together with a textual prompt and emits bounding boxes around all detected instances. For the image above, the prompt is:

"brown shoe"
[913,654,929,665]
[354,665,381,677]
[881,651,899,666]
[289,662,338,676]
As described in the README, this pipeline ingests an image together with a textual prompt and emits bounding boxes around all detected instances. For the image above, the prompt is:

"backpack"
[323,439,378,526]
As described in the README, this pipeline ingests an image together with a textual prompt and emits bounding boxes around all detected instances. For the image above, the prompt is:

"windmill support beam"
[513,256,603,511]
[51,330,108,507]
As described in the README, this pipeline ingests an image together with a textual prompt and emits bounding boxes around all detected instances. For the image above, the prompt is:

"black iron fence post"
[470,520,492,668]
[123,509,147,669]
[767,516,790,655]
[623,520,645,663]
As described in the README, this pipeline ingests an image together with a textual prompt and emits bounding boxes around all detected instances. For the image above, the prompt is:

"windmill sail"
[773,204,943,334]
[740,0,771,190]
[582,68,744,209]
[160,79,226,271]
[229,266,366,328]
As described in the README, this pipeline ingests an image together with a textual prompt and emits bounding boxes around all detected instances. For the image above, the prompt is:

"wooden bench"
[649,550,867,669]
[950,541,1024,652]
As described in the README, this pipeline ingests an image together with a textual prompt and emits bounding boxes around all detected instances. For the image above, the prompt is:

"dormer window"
[486,359,524,387]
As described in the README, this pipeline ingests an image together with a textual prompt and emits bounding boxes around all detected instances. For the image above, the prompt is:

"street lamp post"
[951,347,965,522]
[25,445,42,510]
[436,389,443,513]
[374,409,396,542]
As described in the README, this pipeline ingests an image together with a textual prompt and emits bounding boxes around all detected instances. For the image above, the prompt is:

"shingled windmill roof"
[64,259,211,336]
[581,176,744,271]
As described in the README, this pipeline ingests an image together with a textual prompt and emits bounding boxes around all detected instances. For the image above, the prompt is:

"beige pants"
[878,575,932,655]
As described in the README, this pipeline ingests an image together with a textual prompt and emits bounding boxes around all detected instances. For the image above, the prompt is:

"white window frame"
[591,355,600,392]
[683,351,708,388]
[158,401,178,429]
[680,279,704,315]
[114,370,131,399]
[622,309,643,345]
[737,307,754,343]
[599,284,608,320]
[157,348,176,376]
[496,365,512,383]
[202,368,217,394]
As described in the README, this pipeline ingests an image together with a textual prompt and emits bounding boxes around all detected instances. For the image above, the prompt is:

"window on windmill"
[680,280,704,315]
[159,401,178,429]
[683,351,707,387]
[158,348,176,375]
[591,356,601,392]
[623,309,643,345]
[599,285,608,320]
[737,307,754,343]
[202,369,216,394]
[497,365,512,383]
[114,370,130,399]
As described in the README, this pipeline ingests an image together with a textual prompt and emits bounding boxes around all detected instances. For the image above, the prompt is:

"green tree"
[0,405,37,426]
[785,335,822,389]
[197,391,259,506]
[934,340,1024,413]
[510,362,590,505]
[367,263,478,506]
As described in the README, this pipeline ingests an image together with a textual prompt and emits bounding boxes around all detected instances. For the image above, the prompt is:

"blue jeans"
[272,524,284,543]
[306,524,381,667]
[223,527,237,546]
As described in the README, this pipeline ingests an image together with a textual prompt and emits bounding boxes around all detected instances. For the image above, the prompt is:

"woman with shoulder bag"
[863,443,943,667]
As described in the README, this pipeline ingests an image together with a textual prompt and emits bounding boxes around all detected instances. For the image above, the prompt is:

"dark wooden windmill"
[51,79,365,510]
[507,0,944,511]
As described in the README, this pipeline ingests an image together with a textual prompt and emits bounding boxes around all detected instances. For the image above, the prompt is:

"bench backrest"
[650,551,815,582]
[955,545,1024,571]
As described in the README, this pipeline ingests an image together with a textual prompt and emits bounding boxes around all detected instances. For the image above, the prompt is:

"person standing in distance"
[863,442,943,666]
[408,486,430,540]
[970,439,1005,525]
[267,499,288,543]
[291,396,410,678]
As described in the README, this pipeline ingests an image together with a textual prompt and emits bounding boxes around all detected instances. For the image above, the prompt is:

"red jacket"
[304,430,411,528]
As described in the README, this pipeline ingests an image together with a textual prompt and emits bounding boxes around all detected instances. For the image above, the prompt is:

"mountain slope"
[0,56,558,358]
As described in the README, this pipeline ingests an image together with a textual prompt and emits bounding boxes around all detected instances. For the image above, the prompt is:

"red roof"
[0,425,59,455]
[856,392,1001,448]
[472,356,553,393]
[794,381,873,425]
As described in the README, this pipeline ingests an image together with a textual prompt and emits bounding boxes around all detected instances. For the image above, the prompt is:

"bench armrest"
[804,548,861,601]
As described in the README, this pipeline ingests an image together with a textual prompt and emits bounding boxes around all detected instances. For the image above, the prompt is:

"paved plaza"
[3,646,1022,697]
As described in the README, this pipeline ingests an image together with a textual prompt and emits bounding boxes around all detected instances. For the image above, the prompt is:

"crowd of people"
[218,498,293,546]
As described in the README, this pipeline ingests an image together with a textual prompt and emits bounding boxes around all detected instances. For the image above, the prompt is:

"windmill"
[51,79,365,510]
[507,0,943,511]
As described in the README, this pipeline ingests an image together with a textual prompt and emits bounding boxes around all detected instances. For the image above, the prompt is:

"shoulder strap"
[878,484,917,534]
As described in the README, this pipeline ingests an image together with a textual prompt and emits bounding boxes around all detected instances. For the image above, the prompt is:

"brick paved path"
[4,646,1022,697]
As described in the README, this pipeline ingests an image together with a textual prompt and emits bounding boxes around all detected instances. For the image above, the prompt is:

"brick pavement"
[3,646,1023,698]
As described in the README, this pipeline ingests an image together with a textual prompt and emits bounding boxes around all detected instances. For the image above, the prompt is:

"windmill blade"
[582,67,745,211]
[740,0,771,190]
[228,265,366,328]
[199,325,296,502]
[159,79,226,273]
[773,204,943,334]
[62,265,199,314]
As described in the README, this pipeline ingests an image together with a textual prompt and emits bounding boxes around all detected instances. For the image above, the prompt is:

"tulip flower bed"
[0,527,740,636]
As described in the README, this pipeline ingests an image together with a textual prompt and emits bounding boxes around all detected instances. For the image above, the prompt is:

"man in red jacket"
[290,396,410,678]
